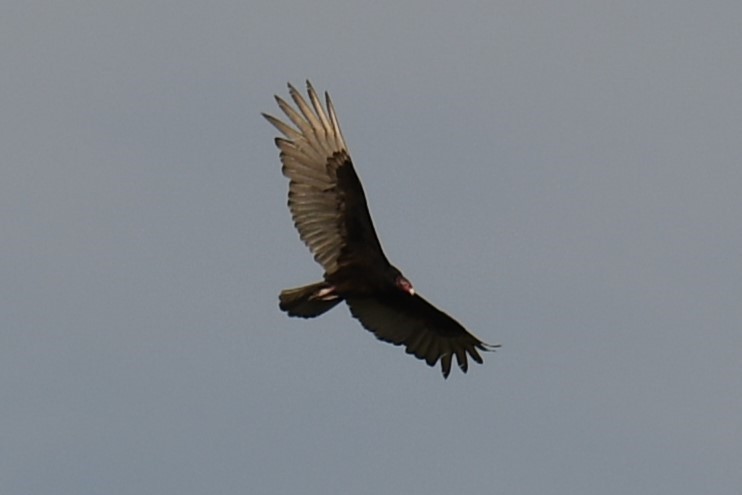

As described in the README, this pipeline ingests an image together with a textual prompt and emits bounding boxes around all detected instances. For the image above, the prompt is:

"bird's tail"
[279,281,342,318]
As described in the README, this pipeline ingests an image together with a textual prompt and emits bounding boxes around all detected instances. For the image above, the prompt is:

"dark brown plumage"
[264,81,498,377]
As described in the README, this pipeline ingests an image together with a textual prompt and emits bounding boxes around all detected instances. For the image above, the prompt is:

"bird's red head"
[395,275,415,296]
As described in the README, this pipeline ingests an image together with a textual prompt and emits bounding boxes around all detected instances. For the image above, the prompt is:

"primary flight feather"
[264,81,498,378]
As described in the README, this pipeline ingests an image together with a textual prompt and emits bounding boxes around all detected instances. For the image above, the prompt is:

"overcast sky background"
[2,1,741,494]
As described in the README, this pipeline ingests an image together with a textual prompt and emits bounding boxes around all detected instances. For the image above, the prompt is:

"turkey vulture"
[264,81,498,377]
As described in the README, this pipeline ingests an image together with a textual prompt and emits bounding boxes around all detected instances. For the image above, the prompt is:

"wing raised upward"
[346,294,498,378]
[263,82,388,274]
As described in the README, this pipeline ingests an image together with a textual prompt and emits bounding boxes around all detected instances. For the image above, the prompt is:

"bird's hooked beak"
[396,275,415,296]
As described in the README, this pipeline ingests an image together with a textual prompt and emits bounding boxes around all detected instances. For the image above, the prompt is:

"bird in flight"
[263,81,498,377]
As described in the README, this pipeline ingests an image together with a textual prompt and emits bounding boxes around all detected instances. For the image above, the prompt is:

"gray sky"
[2,1,741,493]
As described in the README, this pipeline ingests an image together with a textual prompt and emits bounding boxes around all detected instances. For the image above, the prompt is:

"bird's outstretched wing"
[346,294,498,378]
[263,82,388,274]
